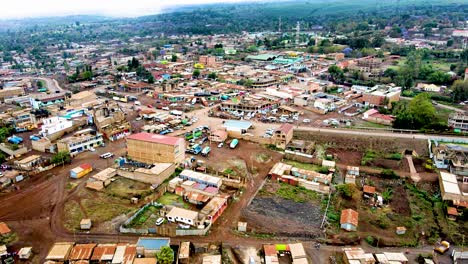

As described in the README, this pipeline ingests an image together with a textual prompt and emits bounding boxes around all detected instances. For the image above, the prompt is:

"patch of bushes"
[336,184,356,199]
[276,183,320,203]
[361,150,377,165]
[386,153,402,160]
[380,169,399,179]
[266,144,284,151]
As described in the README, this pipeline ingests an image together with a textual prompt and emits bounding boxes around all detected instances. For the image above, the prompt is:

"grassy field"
[355,121,390,129]
[63,201,85,231]
[62,189,135,231]
[283,159,325,172]
[157,192,191,209]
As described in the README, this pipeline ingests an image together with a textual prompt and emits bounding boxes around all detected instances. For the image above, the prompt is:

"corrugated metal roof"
[127,132,182,146]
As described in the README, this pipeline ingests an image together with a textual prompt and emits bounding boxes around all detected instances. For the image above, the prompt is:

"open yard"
[62,188,135,232]
[124,205,162,229]
[241,181,325,238]
[105,177,152,199]
[324,176,468,247]
[157,192,192,209]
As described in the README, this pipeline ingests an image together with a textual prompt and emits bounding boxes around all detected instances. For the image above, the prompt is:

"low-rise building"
[340,209,359,232]
[57,129,104,157]
[166,207,200,226]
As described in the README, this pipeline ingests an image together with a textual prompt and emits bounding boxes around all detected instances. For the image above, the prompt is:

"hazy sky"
[2,0,254,19]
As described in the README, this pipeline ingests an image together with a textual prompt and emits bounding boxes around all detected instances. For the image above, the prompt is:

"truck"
[192,144,202,155]
[434,241,450,254]
[230,139,239,149]
[185,132,194,140]
[201,146,211,156]
[193,130,203,139]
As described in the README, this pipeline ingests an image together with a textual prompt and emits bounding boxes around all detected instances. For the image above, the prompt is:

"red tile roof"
[264,245,277,257]
[276,124,294,134]
[127,132,182,146]
[0,222,11,235]
[447,207,459,216]
[363,185,376,194]
[340,209,359,226]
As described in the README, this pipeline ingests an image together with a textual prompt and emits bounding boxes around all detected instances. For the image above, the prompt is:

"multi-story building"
[40,117,73,138]
[0,87,25,101]
[126,132,185,164]
[93,102,131,141]
[273,124,294,149]
[199,55,217,67]
[448,112,468,133]
[57,129,103,157]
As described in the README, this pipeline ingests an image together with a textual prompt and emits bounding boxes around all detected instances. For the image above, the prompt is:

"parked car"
[100,152,114,159]
[156,217,165,226]
[162,107,170,111]
[147,104,153,108]
[218,142,224,148]
[303,119,311,123]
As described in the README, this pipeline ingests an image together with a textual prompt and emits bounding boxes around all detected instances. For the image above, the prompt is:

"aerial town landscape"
[0,0,468,263]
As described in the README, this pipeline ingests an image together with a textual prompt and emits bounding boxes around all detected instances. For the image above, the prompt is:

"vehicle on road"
[218,142,223,148]
[303,119,311,123]
[100,152,114,159]
[162,107,170,111]
[230,139,239,149]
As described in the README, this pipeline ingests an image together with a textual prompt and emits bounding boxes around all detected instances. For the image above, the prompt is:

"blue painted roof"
[136,238,170,250]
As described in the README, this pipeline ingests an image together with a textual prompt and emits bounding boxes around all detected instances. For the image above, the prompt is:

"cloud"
[1,0,254,19]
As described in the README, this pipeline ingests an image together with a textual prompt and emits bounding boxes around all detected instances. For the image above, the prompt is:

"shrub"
[336,184,355,199]
[380,169,398,179]
[387,153,402,160]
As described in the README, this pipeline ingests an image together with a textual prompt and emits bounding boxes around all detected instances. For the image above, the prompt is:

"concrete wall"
[0,144,28,157]
[116,165,175,185]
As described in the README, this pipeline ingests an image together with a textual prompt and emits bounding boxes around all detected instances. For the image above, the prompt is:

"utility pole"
[296,21,300,46]
[278,17,282,33]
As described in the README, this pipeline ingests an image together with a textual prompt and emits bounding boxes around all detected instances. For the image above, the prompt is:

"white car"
[156,217,165,226]
[162,107,170,111]
[218,142,224,148]
[303,119,311,123]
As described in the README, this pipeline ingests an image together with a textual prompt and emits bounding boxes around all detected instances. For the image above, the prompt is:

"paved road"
[180,105,468,142]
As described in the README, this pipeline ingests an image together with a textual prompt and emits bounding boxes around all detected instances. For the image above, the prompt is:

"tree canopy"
[156,246,174,264]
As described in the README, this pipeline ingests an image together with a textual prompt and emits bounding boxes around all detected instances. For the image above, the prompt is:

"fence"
[175,224,211,236]
[120,201,159,234]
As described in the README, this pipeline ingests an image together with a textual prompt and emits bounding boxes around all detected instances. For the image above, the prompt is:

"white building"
[40,117,73,137]
[166,207,199,226]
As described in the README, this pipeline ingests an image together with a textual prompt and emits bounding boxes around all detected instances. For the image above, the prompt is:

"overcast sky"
[2,0,256,19]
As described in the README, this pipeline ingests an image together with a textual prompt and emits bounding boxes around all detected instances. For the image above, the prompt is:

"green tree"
[452,80,468,102]
[207,72,217,80]
[328,65,344,83]
[171,54,178,62]
[192,69,201,78]
[51,151,71,165]
[408,93,436,127]
[156,246,174,264]
[428,71,451,85]
[148,75,155,84]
